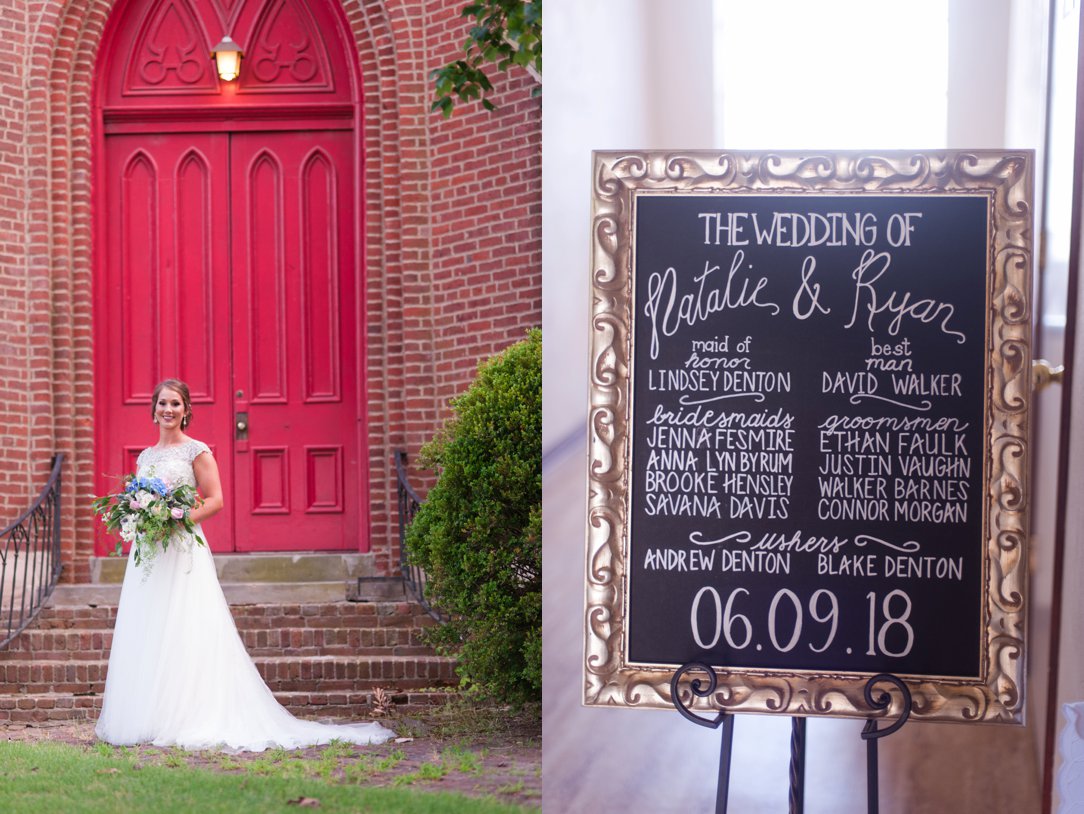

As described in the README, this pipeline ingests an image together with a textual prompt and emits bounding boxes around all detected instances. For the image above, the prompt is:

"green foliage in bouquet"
[406,329,541,703]
[92,473,205,567]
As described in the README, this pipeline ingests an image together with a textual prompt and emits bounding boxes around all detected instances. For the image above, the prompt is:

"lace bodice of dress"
[136,439,210,488]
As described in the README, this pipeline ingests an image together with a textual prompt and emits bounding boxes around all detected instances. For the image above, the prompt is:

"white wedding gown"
[94,439,395,751]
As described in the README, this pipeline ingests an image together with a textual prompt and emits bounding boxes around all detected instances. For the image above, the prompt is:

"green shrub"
[406,329,541,703]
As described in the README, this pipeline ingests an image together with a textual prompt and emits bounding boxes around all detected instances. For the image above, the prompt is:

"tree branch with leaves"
[431,0,542,117]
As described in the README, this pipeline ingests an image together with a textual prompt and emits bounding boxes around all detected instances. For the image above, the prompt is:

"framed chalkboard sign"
[584,151,1031,724]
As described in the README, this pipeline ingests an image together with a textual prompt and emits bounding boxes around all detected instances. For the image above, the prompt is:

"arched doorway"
[92,0,367,554]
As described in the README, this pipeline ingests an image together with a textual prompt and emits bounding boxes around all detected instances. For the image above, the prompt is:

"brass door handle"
[1033,359,1065,392]
[235,411,249,440]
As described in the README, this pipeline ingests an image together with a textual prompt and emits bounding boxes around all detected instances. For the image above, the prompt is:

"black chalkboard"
[627,193,988,678]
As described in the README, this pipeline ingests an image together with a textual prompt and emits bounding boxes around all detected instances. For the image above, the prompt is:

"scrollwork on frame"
[584,150,1032,724]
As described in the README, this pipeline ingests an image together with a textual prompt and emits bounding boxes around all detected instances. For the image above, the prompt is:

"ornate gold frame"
[584,151,1031,723]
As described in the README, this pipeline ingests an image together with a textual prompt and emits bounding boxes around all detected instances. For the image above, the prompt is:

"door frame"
[90,0,370,556]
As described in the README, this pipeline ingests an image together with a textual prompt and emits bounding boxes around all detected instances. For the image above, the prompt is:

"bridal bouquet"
[92,472,205,569]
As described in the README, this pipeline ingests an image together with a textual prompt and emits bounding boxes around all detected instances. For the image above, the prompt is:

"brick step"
[275,689,456,719]
[35,601,435,632]
[0,692,101,723]
[231,602,437,632]
[33,605,118,628]
[0,625,435,661]
[252,655,457,693]
[0,689,455,725]
[0,655,457,696]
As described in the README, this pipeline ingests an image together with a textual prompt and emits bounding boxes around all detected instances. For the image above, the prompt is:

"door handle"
[1033,359,1064,392]
[236,412,249,440]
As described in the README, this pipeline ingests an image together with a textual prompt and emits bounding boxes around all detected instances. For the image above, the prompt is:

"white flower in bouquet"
[119,515,137,544]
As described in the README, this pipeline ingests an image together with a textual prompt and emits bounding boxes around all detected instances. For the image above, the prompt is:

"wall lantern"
[211,36,243,82]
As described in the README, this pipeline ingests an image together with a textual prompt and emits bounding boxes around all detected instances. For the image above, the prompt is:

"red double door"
[99,130,362,553]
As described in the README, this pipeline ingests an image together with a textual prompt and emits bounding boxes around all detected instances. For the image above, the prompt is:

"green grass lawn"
[0,740,536,814]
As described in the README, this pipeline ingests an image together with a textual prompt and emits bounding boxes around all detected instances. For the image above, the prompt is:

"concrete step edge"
[52,583,356,605]
[91,552,381,584]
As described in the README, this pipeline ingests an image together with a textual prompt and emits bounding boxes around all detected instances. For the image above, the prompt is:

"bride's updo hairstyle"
[151,379,194,429]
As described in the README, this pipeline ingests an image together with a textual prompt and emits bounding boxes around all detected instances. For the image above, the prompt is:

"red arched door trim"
[91,0,369,555]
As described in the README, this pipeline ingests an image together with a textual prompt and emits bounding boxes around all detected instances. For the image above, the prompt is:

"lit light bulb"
[211,36,243,82]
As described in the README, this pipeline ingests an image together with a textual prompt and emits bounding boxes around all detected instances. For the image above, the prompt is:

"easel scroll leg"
[790,716,806,814]
[670,662,732,814]
[717,712,734,814]
[860,673,913,814]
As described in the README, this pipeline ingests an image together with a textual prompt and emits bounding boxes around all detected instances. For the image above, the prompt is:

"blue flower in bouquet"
[125,476,168,497]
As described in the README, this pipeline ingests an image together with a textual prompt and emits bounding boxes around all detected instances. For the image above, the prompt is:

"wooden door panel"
[175,150,221,399]
[300,152,342,402]
[117,153,158,402]
[246,151,289,401]
[99,133,235,554]
[230,130,358,550]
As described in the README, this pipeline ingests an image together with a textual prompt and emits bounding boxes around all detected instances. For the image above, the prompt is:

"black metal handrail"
[0,454,64,648]
[395,450,443,621]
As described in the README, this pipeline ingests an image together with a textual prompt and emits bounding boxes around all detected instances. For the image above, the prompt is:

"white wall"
[947,0,1011,147]
[541,0,714,455]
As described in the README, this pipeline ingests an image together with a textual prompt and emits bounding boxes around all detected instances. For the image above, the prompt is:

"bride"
[94,378,394,750]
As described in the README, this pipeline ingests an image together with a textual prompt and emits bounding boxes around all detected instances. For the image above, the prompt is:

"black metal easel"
[670,663,913,814]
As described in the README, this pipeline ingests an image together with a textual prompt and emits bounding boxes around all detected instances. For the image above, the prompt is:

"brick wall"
[424,5,542,417]
[347,0,541,575]
[0,0,540,582]
[0,0,60,525]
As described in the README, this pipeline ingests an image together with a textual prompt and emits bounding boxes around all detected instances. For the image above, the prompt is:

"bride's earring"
[153,416,159,424]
